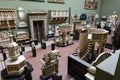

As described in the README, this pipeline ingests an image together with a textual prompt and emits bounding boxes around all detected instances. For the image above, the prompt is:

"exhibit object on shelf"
[0,8,16,29]
[40,49,62,80]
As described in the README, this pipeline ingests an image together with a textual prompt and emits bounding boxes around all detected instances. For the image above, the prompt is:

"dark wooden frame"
[84,0,98,10]
[47,0,64,4]
[20,0,45,2]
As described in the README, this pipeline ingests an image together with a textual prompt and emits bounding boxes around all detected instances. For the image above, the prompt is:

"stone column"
[79,29,88,57]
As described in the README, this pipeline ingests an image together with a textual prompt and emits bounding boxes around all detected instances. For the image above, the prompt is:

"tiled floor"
[23,40,77,80]
[0,38,113,80]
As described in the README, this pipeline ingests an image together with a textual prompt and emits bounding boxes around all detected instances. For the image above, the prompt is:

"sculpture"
[56,24,73,47]
[85,19,120,80]
[0,8,16,29]
[43,49,60,66]
[40,49,62,80]
[72,10,79,22]
[75,28,108,62]
[15,31,29,42]
[18,6,27,27]
[0,31,11,47]
[5,35,26,75]
[86,19,120,80]
[7,35,19,61]
[18,6,25,20]
[108,11,118,29]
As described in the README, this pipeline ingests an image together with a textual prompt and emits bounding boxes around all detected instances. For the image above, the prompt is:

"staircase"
[81,41,94,62]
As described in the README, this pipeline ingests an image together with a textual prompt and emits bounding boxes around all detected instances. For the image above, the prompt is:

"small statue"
[31,42,36,57]
[40,49,61,80]
[108,11,118,28]
[72,11,79,21]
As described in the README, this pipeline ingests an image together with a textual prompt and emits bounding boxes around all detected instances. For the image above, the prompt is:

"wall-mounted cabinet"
[0,8,16,29]
[49,10,69,24]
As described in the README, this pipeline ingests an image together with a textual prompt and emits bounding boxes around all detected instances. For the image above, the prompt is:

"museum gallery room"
[1,0,120,80]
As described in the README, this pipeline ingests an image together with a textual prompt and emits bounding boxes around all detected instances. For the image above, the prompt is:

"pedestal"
[68,54,90,80]
[5,55,26,75]
[56,42,73,47]
[73,30,79,40]
[51,43,55,50]
[41,42,46,49]
[1,62,33,80]
[32,47,36,57]
[40,73,62,80]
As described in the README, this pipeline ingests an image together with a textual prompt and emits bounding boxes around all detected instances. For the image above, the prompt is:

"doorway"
[33,20,44,42]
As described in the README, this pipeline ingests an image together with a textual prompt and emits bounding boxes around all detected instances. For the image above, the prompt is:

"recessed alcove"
[28,12,47,41]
